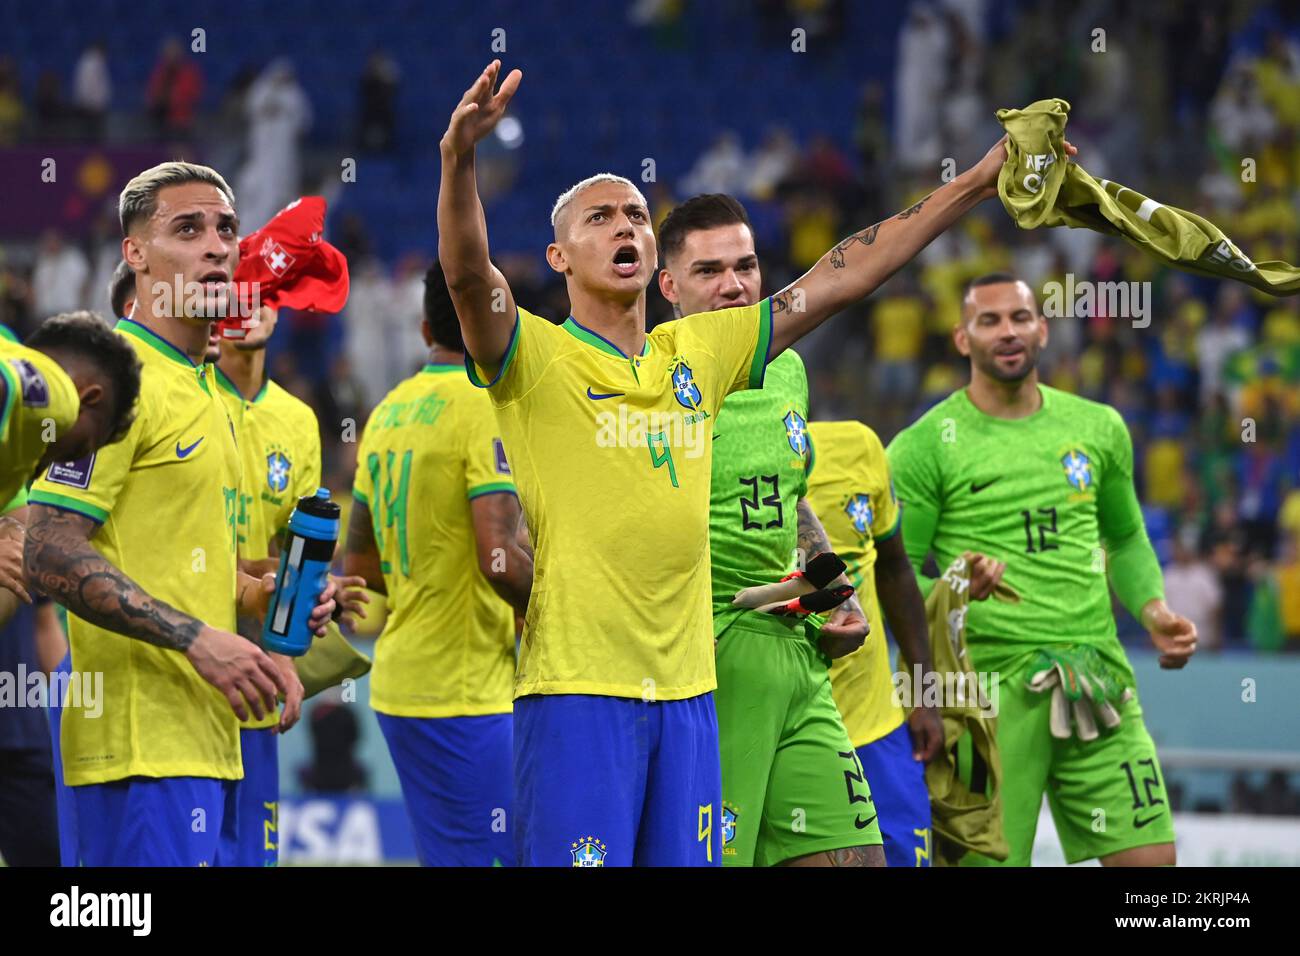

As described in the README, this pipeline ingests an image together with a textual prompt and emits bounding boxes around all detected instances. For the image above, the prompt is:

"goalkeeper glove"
[732,551,848,614]
[1025,645,1134,741]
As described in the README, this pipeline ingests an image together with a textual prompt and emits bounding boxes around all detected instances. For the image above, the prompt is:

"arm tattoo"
[342,498,387,594]
[23,504,204,651]
[826,845,872,867]
[770,290,794,315]
[798,499,865,619]
[829,222,881,269]
[796,497,833,560]
[895,197,927,219]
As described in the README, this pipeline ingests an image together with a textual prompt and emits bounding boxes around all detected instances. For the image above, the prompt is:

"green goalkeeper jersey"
[709,349,811,635]
[887,384,1163,679]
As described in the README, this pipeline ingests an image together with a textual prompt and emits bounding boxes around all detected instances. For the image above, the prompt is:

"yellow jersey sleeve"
[463,397,515,500]
[465,307,564,406]
[0,341,81,508]
[29,384,143,525]
[678,298,773,399]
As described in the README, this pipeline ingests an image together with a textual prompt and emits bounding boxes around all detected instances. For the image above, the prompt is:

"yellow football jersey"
[29,319,242,785]
[216,367,322,730]
[0,337,80,508]
[468,302,772,700]
[215,369,322,559]
[806,420,905,748]
[354,363,517,717]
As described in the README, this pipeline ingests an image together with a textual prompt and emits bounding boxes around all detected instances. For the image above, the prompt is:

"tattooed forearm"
[895,197,927,219]
[829,222,881,269]
[796,497,833,560]
[23,504,204,651]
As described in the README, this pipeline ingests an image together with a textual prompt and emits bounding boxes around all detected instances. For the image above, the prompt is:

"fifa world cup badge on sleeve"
[46,455,96,490]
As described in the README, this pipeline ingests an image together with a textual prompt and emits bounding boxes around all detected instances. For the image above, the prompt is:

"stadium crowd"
[1,0,1298,666]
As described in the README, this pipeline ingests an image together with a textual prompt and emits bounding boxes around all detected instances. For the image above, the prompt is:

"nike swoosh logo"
[854,813,878,830]
[1133,813,1163,829]
[970,477,1002,493]
[176,438,204,459]
[586,387,625,400]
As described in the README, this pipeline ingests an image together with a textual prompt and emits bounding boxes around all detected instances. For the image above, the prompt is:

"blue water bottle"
[262,488,340,656]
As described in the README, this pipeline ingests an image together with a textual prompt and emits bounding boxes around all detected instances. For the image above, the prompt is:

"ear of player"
[732,551,854,617]
[1025,645,1134,742]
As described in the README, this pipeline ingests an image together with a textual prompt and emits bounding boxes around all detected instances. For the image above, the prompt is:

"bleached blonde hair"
[119,161,235,236]
[550,173,648,235]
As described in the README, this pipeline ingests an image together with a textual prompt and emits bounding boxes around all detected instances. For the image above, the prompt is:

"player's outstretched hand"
[442,60,522,156]
[818,605,869,659]
[0,514,32,604]
[271,652,304,733]
[329,573,371,629]
[908,704,944,763]
[1142,599,1197,670]
[967,135,1078,202]
[964,551,1007,601]
[185,625,287,722]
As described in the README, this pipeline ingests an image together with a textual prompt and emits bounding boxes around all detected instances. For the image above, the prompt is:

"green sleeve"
[1097,409,1164,619]
[887,426,940,599]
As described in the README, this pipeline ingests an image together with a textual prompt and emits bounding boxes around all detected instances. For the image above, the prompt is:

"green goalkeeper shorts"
[714,612,882,867]
[961,648,1175,866]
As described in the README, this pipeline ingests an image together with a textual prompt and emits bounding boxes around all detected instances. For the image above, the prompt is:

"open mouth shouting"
[612,244,640,278]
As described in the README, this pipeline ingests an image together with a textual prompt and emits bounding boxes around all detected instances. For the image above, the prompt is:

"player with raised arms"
[438,60,1043,866]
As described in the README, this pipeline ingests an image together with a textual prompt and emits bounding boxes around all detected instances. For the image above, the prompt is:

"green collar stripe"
[422,363,463,374]
[561,317,650,359]
[214,366,268,403]
[748,298,774,389]
[116,319,196,368]
[466,310,521,389]
[0,357,18,438]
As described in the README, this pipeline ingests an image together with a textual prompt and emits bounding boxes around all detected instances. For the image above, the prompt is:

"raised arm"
[768,138,1076,355]
[438,60,522,372]
[24,503,287,720]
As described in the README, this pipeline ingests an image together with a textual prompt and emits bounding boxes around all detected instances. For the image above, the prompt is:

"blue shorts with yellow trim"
[226,727,280,866]
[857,721,932,867]
[514,693,722,867]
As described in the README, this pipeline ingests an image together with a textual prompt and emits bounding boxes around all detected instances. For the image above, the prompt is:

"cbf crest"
[846,493,874,534]
[570,835,608,867]
[670,358,702,410]
[266,447,292,494]
[1061,449,1092,491]
[722,804,739,854]
[783,409,808,457]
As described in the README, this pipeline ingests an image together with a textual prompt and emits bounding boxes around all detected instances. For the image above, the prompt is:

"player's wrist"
[1139,597,1168,630]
